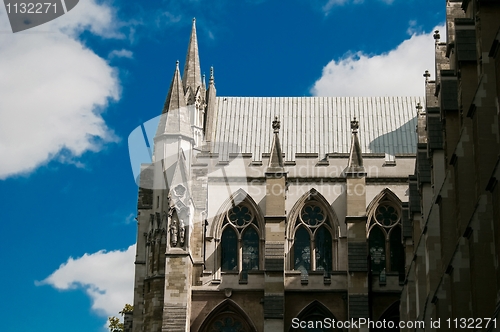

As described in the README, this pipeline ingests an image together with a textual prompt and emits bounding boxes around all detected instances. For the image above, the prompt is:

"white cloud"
[0,0,123,179]
[321,0,400,15]
[108,49,134,59]
[38,244,136,317]
[46,0,124,39]
[311,25,445,97]
[407,19,425,36]
[322,0,397,14]
[322,0,350,13]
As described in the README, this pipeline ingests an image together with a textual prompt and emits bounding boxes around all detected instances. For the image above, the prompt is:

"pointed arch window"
[220,204,261,274]
[290,300,342,332]
[368,200,404,277]
[199,300,258,332]
[291,202,335,274]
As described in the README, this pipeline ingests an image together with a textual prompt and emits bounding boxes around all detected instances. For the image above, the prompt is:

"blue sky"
[0,0,443,331]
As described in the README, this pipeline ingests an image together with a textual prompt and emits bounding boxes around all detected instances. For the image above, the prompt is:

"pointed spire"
[182,18,202,98]
[345,117,365,175]
[157,61,192,139]
[163,61,186,114]
[267,116,285,173]
[204,66,217,142]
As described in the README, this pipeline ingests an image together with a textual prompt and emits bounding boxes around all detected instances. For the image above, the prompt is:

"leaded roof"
[210,96,423,161]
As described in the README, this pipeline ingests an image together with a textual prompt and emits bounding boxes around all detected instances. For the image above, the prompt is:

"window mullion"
[238,237,242,272]
[385,236,390,272]
[311,237,316,271]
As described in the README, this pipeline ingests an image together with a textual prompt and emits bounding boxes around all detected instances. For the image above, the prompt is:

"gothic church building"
[130,18,421,331]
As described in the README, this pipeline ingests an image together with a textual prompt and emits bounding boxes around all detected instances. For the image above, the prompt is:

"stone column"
[263,173,286,331]
[263,116,287,331]
[345,117,368,332]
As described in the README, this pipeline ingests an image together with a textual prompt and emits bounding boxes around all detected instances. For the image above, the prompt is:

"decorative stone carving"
[170,217,178,247]
[166,187,190,248]
[174,184,186,197]
[179,219,186,246]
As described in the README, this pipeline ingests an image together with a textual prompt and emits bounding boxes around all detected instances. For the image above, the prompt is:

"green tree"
[108,316,123,332]
[108,304,133,332]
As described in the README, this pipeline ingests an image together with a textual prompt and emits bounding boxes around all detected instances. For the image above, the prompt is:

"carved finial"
[351,117,359,133]
[176,60,179,69]
[433,30,440,41]
[192,17,196,24]
[210,66,214,81]
[272,116,280,133]
[423,70,430,81]
[416,103,423,113]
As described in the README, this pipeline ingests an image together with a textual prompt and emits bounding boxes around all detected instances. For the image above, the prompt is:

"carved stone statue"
[170,218,178,247]
[179,219,186,246]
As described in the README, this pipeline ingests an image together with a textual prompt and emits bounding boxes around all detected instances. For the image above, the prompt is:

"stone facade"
[402,0,500,330]
[129,18,422,332]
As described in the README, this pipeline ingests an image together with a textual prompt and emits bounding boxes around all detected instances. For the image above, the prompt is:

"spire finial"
[192,17,196,24]
[272,116,280,133]
[423,70,430,81]
[267,116,285,173]
[416,102,423,113]
[350,117,359,133]
[176,60,179,69]
[210,66,214,81]
[346,116,365,174]
[433,30,440,42]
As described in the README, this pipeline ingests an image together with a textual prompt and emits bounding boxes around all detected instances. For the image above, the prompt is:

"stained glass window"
[294,227,311,273]
[221,227,237,271]
[369,200,403,274]
[242,227,259,271]
[228,205,253,227]
[375,204,399,227]
[220,204,260,274]
[390,226,404,274]
[301,205,325,227]
[293,202,335,273]
[369,226,386,273]
[315,226,332,272]
[209,316,245,332]
[294,302,338,332]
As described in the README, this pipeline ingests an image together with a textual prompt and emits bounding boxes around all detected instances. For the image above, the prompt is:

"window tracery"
[220,204,261,273]
[292,202,335,274]
[368,198,404,276]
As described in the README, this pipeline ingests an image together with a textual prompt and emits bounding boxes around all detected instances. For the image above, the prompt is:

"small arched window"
[220,204,261,274]
[292,202,334,274]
